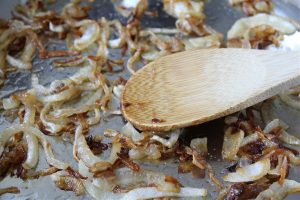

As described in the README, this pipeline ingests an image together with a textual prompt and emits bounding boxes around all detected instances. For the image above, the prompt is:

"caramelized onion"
[74,20,100,51]
[256,179,300,200]
[73,125,121,172]
[0,187,20,196]
[228,14,296,40]
[223,158,270,182]
[51,171,85,196]
[222,127,245,161]
[151,130,180,148]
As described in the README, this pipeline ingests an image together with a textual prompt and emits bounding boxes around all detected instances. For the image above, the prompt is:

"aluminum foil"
[0,0,300,199]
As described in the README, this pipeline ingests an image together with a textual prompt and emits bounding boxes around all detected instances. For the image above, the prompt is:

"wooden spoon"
[121,49,300,132]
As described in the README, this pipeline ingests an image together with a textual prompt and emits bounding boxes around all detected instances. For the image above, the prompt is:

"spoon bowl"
[122,49,300,132]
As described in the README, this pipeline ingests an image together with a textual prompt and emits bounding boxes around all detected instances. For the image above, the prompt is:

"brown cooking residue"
[122,103,132,108]
[151,118,166,123]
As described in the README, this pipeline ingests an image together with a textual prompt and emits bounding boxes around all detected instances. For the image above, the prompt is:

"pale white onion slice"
[74,125,121,172]
[112,85,124,99]
[40,103,64,134]
[114,168,180,192]
[90,167,206,198]
[222,127,244,161]
[278,130,300,146]
[164,0,204,18]
[183,35,221,50]
[263,119,289,134]
[141,49,169,61]
[121,0,141,8]
[77,80,101,91]
[20,36,35,63]
[227,14,296,39]
[286,152,300,165]
[85,180,207,200]
[23,106,36,125]
[237,156,252,168]
[96,19,110,59]
[141,28,179,35]
[26,125,69,169]
[223,158,270,182]
[108,38,122,48]
[49,22,64,33]
[50,89,103,118]
[38,87,79,103]
[129,149,145,160]
[255,179,300,200]
[68,62,96,84]
[122,122,144,143]
[120,187,207,200]
[92,167,179,192]
[83,181,122,200]
[74,20,100,51]
[240,132,260,147]
[279,93,300,110]
[87,108,101,125]
[145,144,161,160]
[151,130,180,148]
[127,49,141,74]
[128,144,161,160]
[22,132,39,169]
[78,160,93,179]
[2,96,20,110]
[108,20,125,48]
[31,74,50,95]
[73,125,101,164]
[6,55,32,69]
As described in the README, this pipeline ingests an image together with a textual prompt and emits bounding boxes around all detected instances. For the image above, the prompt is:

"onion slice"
[263,119,289,134]
[255,179,300,200]
[74,20,100,51]
[121,122,144,143]
[120,187,207,200]
[223,158,270,182]
[84,175,206,200]
[74,125,121,172]
[2,95,20,110]
[0,187,20,195]
[6,55,32,69]
[227,14,296,39]
[0,125,25,156]
[0,124,68,169]
[278,130,300,146]
[279,93,300,110]
[22,132,39,169]
[51,171,85,196]
[151,130,180,148]
[222,127,245,161]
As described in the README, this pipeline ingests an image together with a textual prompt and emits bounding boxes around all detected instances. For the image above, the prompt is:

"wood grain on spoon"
[121,49,300,132]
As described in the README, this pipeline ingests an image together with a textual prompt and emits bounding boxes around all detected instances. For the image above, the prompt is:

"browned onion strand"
[229,0,273,16]
[221,11,300,198]
[0,187,20,196]
[221,108,300,199]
